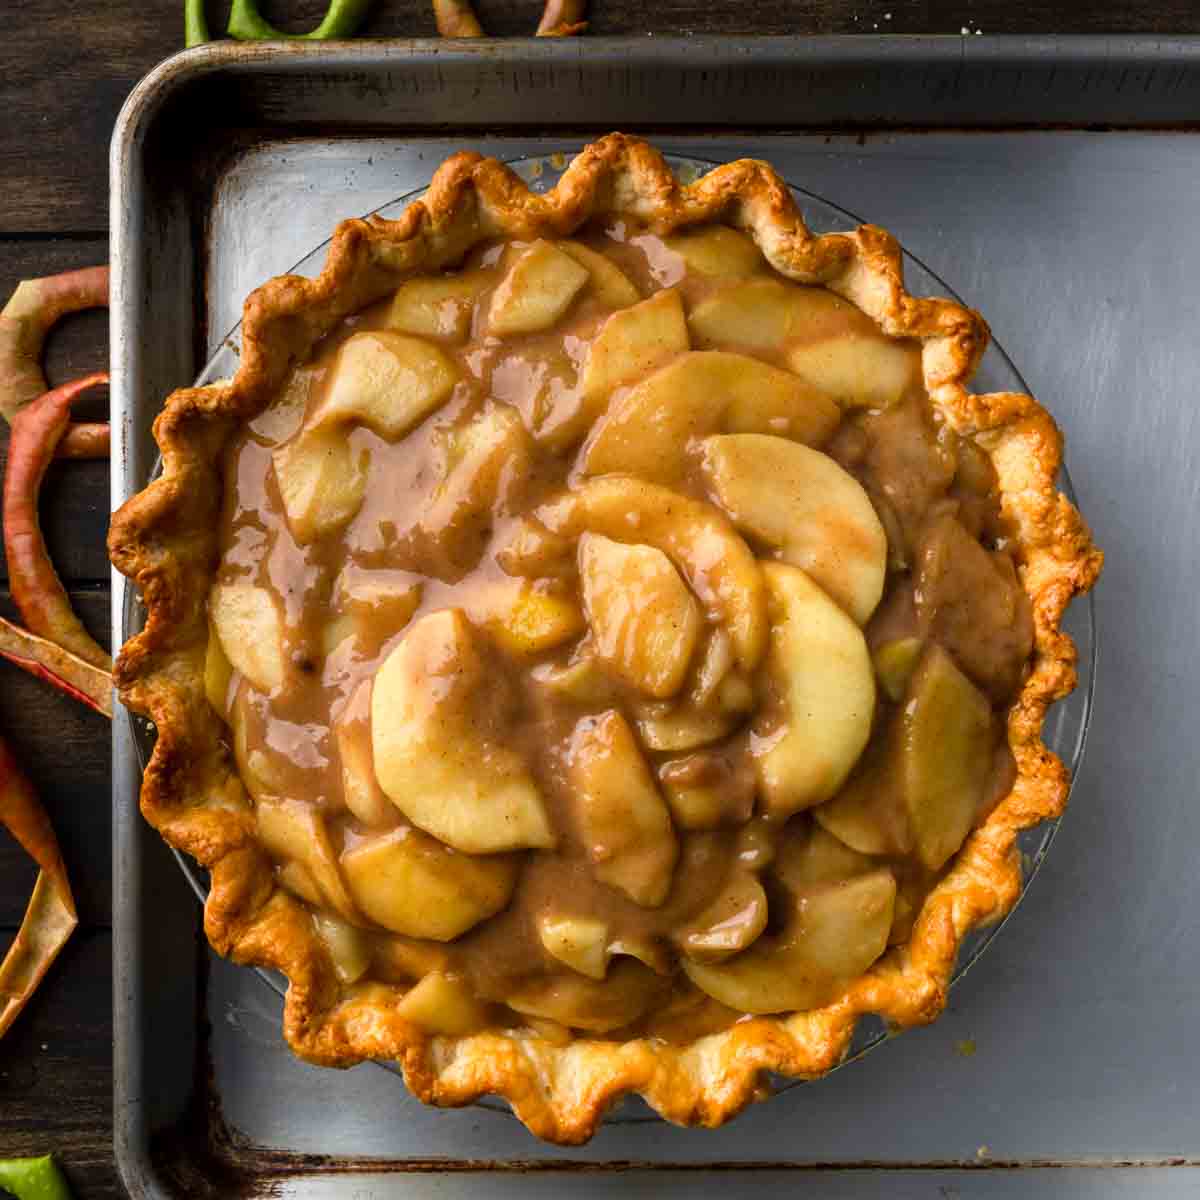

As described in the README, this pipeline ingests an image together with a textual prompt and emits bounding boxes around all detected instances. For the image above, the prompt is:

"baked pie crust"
[109,134,1102,1143]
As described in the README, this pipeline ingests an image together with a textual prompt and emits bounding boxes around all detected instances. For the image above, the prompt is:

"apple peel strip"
[0,265,110,461]
[0,733,78,1040]
[0,616,113,718]
[4,373,112,670]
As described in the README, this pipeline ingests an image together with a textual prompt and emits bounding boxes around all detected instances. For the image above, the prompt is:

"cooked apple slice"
[872,636,924,702]
[333,680,394,828]
[578,533,702,699]
[371,609,555,853]
[537,477,767,672]
[398,971,490,1036]
[277,861,323,908]
[312,912,371,984]
[634,704,740,754]
[272,427,369,545]
[559,241,641,308]
[209,583,287,694]
[341,825,517,940]
[811,741,907,858]
[684,870,896,1014]
[332,574,422,657]
[422,404,534,566]
[506,958,668,1033]
[754,563,875,817]
[663,226,764,278]
[249,363,313,446]
[464,579,585,657]
[674,871,768,963]
[538,913,611,980]
[228,692,290,802]
[370,936,450,985]
[913,514,1034,703]
[203,621,234,718]
[786,332,920,411]
[898,645,993,871]
[530,652,621,708]
[578,288,689,405]
[568,710,678,907]
[815,645,993,868]
[387,270,492,342]
[582,350,839,489]
[658,750,756,831]
[487,240,590,336]
[257,796,360,923]
[701,433,888,625]
[312,330,460,440]
[688,278,864,351]
[774,822,879,890]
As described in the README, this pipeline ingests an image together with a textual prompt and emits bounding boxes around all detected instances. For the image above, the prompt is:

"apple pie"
[108,134,1102,1143]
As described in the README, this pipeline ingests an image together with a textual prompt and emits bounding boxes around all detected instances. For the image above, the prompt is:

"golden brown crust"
[108,133,1103,1144]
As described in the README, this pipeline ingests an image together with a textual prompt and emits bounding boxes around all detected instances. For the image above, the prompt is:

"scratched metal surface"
[112,40,1200,1197]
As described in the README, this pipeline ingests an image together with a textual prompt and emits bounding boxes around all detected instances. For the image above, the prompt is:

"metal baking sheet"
[111,37,1200,1197]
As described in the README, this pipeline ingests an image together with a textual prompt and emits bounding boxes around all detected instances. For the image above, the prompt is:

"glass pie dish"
[118,145,1098,1130]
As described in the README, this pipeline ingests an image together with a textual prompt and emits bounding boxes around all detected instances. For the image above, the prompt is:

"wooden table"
[0,2,1195,1195]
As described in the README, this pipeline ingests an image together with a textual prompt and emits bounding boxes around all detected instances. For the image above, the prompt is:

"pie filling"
[207,222,1033,1043]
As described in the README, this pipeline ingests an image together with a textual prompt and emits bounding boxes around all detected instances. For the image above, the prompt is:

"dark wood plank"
[0,930,124,1200]
[2,1,1200,232]
[0,591,112,930]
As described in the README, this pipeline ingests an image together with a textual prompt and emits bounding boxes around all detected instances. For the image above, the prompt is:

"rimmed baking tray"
[111,36,1200,1198]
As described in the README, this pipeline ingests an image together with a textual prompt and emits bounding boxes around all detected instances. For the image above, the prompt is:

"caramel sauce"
[211,220,1032,1039]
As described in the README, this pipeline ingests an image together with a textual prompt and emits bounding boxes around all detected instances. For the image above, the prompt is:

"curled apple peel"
[0,734,78,1040]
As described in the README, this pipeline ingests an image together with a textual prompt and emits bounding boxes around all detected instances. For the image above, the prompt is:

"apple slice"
[333,680,394,828]
[582,350,840,489]
[249,363,313,447]
[700,433,888,625]
[422,404,533,564]
[673,871,768,963]
[463,578,585,657]
[257,796,360,923]
[568,710,679,907]
[387,270,492,342]
[753,563,875,817]
[774,822,879,890]
[487,240,590,336]
[872,636,924,702]
[634,704,740,754]
[371,609,555,853]
[688,277,866,352]
[811,740,908,858]
[203,621,234,719]
[397,971,491,1036]
[506,958,667,1033]
[531,653,621,709]
[559,241,641,308]
[312,912,371,984]
[898,645,994,871]
[578,533,702,699]
[658,750,756,831]
[684,870,896,1014]
[538,913,611,980]
[663,226,764,279]
[228,691,290,802]
[786,333,920,411]
[578,288,689,406]
[209,583,287,694]
[312,330,460,439]
[341,825,518,940]
[536,476,767,672]
[272,427,368,545]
